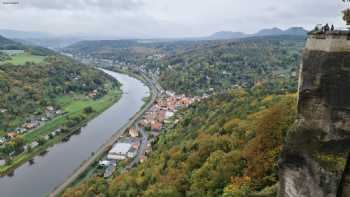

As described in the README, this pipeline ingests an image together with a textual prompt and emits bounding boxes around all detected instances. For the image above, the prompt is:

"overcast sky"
[0,0,348,38]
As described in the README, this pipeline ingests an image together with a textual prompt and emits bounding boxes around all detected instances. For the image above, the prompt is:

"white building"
[99,160,116,167]
[107,143,132,160]
[165,111,174,119]
[129,127,139,137]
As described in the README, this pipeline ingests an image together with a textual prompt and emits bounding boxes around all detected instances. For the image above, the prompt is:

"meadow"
[2,53,46,65]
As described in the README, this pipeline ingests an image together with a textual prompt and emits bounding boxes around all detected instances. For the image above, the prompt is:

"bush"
[37,137,46,146]
[84,106,94,114]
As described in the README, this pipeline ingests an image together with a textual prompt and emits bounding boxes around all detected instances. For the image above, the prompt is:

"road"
[50,69,158,197]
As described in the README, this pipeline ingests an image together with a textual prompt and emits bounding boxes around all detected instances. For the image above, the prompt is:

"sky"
[0,0,348,38]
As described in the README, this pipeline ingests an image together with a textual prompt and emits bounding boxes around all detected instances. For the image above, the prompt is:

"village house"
[30,141,39,149]
[145,142,152,154]
[46,111,55,119]
[16,127,27,134]
[99,159,116,167]
[140,155,147,163]
[50,129,60,136]
[7,132,17,139]
[47,128,61,137]
[22,121,40,130]
[156,110,166,122]
[46,106,55,112]
[151,122,162,132]
[131,141,140,150]
[0,137,7,144]
[55,110,64,115]
[128,127,139,138]
[165,111,174,119]
[88,89,98,98]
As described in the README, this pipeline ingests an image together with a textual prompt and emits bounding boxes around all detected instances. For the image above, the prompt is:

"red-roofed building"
[7,132,17,139]
[151,122,162,132]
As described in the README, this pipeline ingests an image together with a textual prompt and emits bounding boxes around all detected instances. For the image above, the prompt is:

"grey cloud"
[16,0,145,10]
[0,0,347,38]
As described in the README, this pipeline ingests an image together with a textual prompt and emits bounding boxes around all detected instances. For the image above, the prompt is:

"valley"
[1,1,349,197]
[57,33,305,197]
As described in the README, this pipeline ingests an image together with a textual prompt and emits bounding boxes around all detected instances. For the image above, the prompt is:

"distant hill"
[0,29,85,49]
[0,29,50,39]
[283,27,309,36]
[255,27,308,37]
[255,27,284,36]
[157,35,305,95]
[0,34,54,55]
[208,27,308,40]
[0,34,24,49]
[0,35,15,44]
[207,31,246,40]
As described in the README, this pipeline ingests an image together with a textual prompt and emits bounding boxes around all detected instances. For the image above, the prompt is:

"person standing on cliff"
[331,24,335,31]
[325,23,330,32]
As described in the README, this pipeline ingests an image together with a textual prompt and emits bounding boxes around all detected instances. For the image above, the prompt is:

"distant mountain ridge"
[0,34,55,55]
[208,27,308,40]
[209,31,246,40]
[0,29,50,39]
[0,34,18,46]
[0,27,308,48]
[0,34,27,50]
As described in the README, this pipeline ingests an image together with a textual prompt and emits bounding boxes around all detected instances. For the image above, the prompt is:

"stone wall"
[279,33,350,197]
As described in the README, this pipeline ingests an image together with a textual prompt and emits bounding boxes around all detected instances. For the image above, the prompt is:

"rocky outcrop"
[279,32,350,197]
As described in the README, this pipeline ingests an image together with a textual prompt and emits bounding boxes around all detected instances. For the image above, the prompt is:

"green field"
[2,53,46,65]
[0,86,122,175]
[23,86,122,143]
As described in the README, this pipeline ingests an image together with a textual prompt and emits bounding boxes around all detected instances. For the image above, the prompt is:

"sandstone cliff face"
[279,32,350,197]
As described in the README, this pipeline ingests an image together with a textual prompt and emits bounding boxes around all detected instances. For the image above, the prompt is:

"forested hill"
[63,82,297,197]
[156,35,305,95]
[64,35,305,96]
[0,34,54,56]
[63,39,203,64]
[0,36,118,132]
[0,35,16,47]
[61,33,303,197]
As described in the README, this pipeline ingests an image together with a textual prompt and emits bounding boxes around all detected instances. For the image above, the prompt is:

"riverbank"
[50,69,158,197]
[0,83,122,176]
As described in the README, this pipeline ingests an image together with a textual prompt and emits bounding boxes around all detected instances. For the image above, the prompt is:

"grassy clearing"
[0,86,123,175]
[23,87,122,143]
[2,53,46,65]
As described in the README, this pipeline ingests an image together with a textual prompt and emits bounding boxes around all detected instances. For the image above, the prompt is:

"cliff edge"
[279,32,350,197]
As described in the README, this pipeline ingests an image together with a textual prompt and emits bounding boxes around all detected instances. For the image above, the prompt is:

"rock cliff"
[279,32,350,197]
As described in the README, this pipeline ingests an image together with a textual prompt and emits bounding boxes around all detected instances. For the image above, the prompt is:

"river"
[0,70,150,197]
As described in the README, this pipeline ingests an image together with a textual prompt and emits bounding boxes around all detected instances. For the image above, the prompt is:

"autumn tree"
[343,0,350,24]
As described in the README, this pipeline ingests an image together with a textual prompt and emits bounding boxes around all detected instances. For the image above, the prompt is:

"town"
[95,90,202,178]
